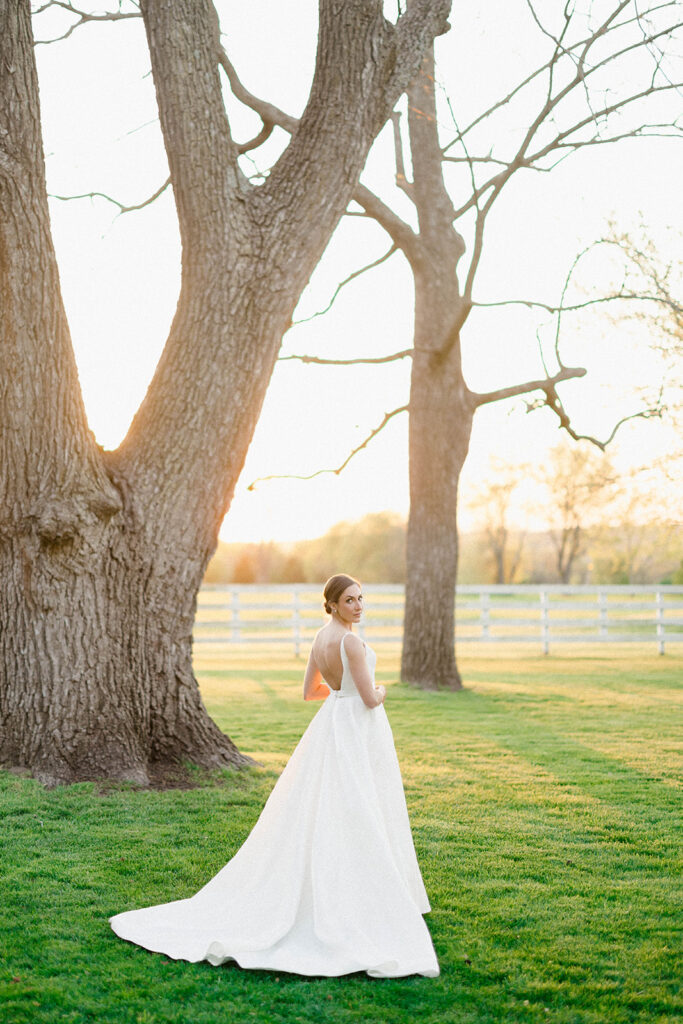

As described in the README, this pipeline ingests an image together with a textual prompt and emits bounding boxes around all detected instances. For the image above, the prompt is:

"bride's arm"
[342,634,385,709]
[302,649,330,701]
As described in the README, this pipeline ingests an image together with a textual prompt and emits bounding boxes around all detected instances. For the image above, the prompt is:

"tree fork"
[0,1,235,785]
[1,0,453,783]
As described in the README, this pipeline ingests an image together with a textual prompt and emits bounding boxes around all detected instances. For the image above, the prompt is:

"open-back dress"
[109,636,439,978]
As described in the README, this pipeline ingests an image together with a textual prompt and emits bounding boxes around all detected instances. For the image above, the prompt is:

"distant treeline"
[205,512,683,586]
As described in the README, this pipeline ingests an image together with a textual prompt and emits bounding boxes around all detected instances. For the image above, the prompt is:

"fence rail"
[195,584,683,655]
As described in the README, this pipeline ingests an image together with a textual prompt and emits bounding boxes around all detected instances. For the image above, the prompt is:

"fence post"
[540,589,549,655]
[231,588,241,644]
[656,590,665,655]
[196,583,680,654]
[598,590,608,640]
[480,590,490,642]
[293,586,301,658]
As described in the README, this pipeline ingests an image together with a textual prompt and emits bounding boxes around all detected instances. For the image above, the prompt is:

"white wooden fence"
[195,584,683,655]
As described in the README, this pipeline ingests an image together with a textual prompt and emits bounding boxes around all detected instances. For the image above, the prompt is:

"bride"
[110,573,439,978]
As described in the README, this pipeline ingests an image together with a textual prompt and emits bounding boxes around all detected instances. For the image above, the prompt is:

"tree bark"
[0,0,450,784]
[401,331,473,689]
[400,259,473,688]
[385,53,474,689]
[356,52,473,688]
[343,7,679,684]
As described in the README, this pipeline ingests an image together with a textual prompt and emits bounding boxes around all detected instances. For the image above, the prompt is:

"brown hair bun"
[323,573,360,615]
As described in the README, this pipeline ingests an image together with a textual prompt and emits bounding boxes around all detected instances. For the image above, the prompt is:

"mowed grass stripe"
[0,651,681,1024]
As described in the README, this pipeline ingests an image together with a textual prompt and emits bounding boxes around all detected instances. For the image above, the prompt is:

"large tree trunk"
[389,54,474,690]
[0,527,247,786]
[356,53,474,688]
[0,0,450,784]
[400,283,473,690]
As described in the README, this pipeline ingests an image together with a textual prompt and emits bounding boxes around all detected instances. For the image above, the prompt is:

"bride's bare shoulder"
[341,631,364,653]
[312,624,332,646]
[311,624,335,657]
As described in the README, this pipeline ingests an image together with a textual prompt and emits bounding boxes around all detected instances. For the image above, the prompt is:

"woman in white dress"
[110,573,439,978]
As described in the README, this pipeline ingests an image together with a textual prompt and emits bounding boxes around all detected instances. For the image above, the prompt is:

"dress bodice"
[330,634,377,698]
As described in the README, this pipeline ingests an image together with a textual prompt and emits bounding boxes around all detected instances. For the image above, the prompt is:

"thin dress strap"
[340,632,364,655]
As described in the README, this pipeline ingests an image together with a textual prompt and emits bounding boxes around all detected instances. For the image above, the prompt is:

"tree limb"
[1,0,123,521]
[117,0,452,523]
[442,1,679,156]
[236,122,274,156]
[215,36,422,262]
[259,0,449,237]
[349,185,420,260]
[523,80,683,168]
[523,0,573,53]
[442,153,510,167]
[290,245,400,326]
[247,406,409,490]
[532,389,665,451]
[279,350,413,366]
[216,47,298,135]
[391,110,414,199]
[49,176,171,215]
[446,8,683,222]
[139,0,244,253]
[472,292,683,316]
[472,365,587,408]
[462,209,486,305]
[34,1,141,45]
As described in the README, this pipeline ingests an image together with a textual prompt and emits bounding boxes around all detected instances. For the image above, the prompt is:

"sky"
[33,1,682,542]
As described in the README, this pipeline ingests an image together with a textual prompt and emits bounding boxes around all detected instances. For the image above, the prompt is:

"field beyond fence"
[196,584,683,656]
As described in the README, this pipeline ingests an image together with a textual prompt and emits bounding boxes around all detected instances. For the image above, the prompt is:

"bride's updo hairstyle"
[323,573,360,615]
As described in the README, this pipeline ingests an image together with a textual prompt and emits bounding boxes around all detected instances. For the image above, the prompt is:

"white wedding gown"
[110,638,439,978]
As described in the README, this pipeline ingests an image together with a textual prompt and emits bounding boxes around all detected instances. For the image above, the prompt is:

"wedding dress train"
[110,638,439,977]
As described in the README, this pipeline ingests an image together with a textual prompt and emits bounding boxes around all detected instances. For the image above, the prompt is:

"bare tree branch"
[472,365,588,408]
[442,0,679,158]
[442,153,510,167]
[247,406,409,490]
[352,184,421,259]
[474,224,677,445]
[290,245,400,326]
[445,7,683,224]
[535,325,552,378]
[216,46,298,135]
[440,83,483,226]
[523,80,683,167]
[527,383,665,450]
[443,5,635,153]
[391,110,414,199]
[34,1,141,45]
[214,45,423,263]
[588,225,683,364]
[469,233,679,432]
[462,209,486,305]
[524,0,573,52]
[540,121,683,150]
[279,350,413,366]
[472,292,683,316]
[49,176,171,215]
[236,122,274,155]
[450,75,683,221]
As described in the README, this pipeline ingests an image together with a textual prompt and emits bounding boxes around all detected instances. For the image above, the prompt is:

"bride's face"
[333,584,363,625]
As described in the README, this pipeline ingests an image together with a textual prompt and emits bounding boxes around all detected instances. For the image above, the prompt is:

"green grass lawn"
[1,650,681,1024]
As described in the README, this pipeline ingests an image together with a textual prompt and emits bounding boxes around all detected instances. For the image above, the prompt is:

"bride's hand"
[376,685,386,705]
